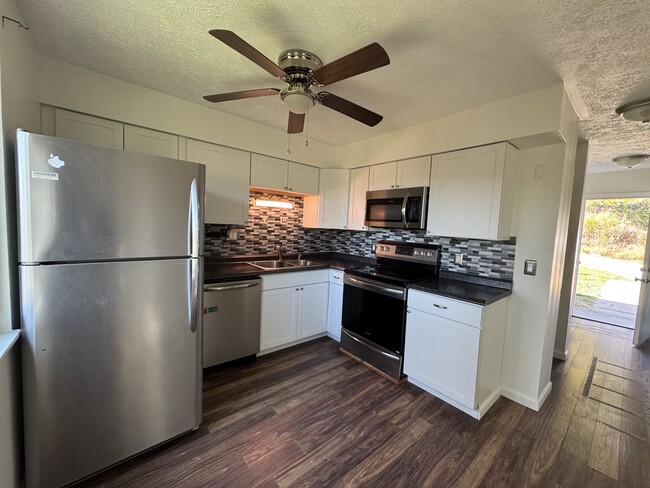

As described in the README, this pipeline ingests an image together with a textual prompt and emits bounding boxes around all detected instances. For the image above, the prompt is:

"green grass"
[575,266,632,309]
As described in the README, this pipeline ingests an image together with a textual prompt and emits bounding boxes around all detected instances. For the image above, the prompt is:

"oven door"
[341,274,407,355]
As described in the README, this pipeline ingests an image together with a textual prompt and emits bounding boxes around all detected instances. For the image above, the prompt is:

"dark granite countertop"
[204,252,373,283]
[408,270,512,305]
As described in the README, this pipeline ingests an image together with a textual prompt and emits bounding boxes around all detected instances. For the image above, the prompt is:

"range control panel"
[376,240,441,264]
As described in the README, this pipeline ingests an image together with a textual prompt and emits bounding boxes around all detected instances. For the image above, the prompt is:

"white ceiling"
[16,0,650,171]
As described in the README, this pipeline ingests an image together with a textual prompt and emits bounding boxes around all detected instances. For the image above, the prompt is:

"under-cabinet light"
[255,199,293,209]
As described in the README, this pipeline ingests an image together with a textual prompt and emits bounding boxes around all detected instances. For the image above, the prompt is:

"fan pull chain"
[305,112,310,147]
[286,133,291,155]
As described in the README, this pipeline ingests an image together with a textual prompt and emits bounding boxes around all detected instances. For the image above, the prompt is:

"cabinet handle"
[433,304,448,309]
[407,309,411,313]
[296,288,299,291]
[284,186,288,190]
[334,276,340,280]
[300,287,304,290]
[395,185,399,188]
[391,185,395,188]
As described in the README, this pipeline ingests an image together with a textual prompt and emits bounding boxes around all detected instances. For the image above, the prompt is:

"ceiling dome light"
[612,154,650,169]
[615,97,650,123]
[280,86,314,114]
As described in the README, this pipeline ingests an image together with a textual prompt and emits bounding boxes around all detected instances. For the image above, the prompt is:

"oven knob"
[426,252,432,257]
[414,250,420,255]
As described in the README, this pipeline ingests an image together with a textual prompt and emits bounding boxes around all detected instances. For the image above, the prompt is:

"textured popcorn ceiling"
[16,0,650,172]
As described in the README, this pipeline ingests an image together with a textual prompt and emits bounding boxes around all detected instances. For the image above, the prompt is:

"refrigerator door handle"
[189,178,200,258]
[190,259,199,333]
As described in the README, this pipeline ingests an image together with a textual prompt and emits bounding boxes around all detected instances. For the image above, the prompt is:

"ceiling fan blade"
[288,112,305,134]
[312,43,390,86]
[209,29,286,79]
[316,92,383,127]
[203,88,280,103]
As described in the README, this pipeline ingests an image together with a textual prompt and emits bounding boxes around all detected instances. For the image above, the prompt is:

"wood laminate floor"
[80,318,650,487]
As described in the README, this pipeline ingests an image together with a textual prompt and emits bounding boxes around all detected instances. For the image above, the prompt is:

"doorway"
[572,197,650,329]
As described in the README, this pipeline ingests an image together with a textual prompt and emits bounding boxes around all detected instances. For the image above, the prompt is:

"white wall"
[37,56,337,168]
[0,0,40,485]
[584,166,650,197]
[334,84,566,168]
[501,143,569,408]
[555,141,589,359]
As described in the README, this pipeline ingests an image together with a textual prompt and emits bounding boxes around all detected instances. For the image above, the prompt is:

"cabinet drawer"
[407,289,482,327]
[262,270,329,290]
[329,269,344,284]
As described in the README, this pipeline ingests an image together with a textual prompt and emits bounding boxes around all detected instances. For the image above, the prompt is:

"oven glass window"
[341,283,406,354]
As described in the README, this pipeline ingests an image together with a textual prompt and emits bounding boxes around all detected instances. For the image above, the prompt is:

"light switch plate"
[524,259,537,276]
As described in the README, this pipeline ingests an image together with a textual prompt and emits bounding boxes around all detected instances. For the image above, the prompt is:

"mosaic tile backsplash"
[205,191,516,281]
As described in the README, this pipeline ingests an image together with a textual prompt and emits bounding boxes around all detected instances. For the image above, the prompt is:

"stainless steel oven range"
[341,240,441,381]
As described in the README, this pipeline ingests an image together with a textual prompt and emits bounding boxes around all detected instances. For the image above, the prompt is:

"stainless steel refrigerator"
[15,130,205,488]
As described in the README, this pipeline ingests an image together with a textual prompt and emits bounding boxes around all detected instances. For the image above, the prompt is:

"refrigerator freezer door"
[15,131,205,262]
[20,258,203,488]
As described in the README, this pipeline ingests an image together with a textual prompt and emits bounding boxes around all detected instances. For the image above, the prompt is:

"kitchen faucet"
[276,244,283,261]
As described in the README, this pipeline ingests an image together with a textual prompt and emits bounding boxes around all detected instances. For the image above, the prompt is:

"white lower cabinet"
[260,271,329,353]
[404,289,507,419]
[326,270,344,340]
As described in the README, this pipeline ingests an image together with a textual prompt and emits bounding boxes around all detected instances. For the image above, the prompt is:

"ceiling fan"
[203,30,390,134]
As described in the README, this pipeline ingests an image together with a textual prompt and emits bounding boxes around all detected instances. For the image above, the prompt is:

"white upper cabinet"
[347,166,370,231]
[426,143,518,240]
[368,157,431,191]
[396,156,432,188]
[250,154,288,191]
[185,139,250,225]
[304,169,350,230]
[368,161,397,190]
[250,154,319,195]
[124,125,179,158]
[288,162,319,195]
[53,108,124,149]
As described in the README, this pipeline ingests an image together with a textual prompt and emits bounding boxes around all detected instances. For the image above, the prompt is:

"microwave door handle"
[401,192,410,228]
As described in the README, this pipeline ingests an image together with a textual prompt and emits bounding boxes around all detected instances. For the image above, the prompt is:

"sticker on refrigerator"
[47,154,65,169]
[31,170,59,181]
[204,306,218,314]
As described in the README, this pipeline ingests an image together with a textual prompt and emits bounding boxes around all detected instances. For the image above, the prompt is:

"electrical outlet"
[227,228,238,240]
[454,253,464,265]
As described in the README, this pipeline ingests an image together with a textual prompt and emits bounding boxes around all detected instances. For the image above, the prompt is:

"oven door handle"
[342,330,401,361]
[401,192,410,228]
[344,275,406,300]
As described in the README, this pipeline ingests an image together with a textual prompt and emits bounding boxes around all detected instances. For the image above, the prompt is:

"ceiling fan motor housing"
[278,49,323,113]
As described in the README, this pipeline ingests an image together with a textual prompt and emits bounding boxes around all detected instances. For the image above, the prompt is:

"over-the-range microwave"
[364,186,428,230]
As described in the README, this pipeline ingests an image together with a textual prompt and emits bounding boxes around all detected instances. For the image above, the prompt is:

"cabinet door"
[404,309,480,408]
[327,283,344,340]
[54,109,123,149]
[347,167,369,231]
[396,156,431,188]
[124,125,179,158]
[250,154,288,191]
[260,287,298,351]
[298,282,329,338]
[427,143,513,240]
[368,161,397,190]
[288,162,319,195]
[186,140,250,225]
[318,169,350,229]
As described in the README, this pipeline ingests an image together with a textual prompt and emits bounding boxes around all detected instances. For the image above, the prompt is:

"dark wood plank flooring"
[80,318,650,487]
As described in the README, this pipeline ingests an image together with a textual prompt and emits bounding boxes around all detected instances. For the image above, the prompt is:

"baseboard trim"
[501,381,552,411]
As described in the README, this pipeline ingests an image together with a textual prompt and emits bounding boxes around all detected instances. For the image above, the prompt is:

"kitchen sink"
[246,260,296,269]
[285,259,321,267]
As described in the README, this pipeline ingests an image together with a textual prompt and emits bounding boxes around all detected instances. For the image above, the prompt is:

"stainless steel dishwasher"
[203,278,262,368]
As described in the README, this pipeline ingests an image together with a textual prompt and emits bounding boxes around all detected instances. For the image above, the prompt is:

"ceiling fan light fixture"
[615,97,650,123]
[612,154,649,169]
[281,90,314,114]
